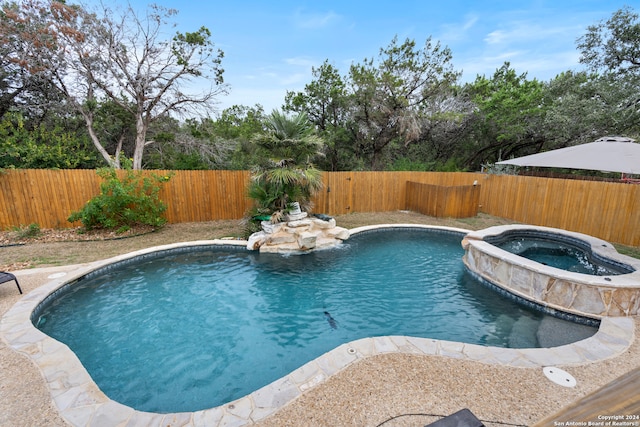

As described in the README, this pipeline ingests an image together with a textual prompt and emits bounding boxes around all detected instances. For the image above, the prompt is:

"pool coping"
[0,225,636,427]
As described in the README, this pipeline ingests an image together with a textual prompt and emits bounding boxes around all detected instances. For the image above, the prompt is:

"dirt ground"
[0,211,517,271]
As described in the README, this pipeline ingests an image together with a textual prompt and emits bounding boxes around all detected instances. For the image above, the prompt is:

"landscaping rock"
[247,214,350,253]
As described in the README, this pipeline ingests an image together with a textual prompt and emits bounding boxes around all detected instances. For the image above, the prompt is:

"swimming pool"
[33,227,597,413]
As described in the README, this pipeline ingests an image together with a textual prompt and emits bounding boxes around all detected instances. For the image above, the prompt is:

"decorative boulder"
[247,232,267,250]
[297,231,317,250]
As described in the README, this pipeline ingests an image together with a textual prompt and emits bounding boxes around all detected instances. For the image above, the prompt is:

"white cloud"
[458,12,591,81]
[285,57,316,68]
[510,50,583,78]
[462,15,479,31]
[293,10,342,29]
[439,14,479,42]
[458,49,584,82]
[279,72,310,86]
[219,55,318,112]
[483,21,584,46]
[489,50,524,62]
[162,1,611,114]
[484,30,507,45]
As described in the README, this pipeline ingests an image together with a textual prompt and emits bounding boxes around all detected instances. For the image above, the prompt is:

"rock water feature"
[247,203,350,253]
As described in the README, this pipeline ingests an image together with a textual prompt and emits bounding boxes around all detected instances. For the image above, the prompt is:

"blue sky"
[90,1,638,113]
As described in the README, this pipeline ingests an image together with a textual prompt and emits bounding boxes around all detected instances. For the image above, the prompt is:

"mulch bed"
[0,225,157,247]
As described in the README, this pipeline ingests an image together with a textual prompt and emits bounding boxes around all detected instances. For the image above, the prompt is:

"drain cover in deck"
[543,366,576,387]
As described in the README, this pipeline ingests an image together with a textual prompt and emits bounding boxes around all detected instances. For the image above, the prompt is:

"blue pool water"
[35,229,596,413]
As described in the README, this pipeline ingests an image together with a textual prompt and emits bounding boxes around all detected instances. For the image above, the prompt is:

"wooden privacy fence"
[311,171,483,215]
[1,169,640,246]
[405,181,481,218]
[477,174,640,246]
[0,169,253,229]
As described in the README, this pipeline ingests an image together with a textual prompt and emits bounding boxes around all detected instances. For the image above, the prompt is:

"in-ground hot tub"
[462,225,640,319]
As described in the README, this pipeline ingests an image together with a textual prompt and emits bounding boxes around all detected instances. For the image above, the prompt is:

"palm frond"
[245,110,326,220]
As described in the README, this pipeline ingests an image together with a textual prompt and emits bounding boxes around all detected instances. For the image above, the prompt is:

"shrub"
[13,223,41,239]
[68,168,171,231]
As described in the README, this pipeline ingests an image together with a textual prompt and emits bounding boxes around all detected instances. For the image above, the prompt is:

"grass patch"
[613,243,640,260]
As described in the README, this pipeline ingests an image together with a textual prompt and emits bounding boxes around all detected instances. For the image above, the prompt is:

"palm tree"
[247,110,324,222]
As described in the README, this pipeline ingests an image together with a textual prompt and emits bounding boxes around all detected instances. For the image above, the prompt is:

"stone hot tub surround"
[462,225,640,319]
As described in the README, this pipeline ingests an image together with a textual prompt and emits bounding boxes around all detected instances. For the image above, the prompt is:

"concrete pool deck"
[1,249,639,426]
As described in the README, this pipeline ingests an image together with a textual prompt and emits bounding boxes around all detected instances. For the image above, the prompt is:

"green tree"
[463,63,547,168]
[348,36,460,169]
[285,61,357,171]
[209,105,267,170]
[212,105,267,140]
[91,99,137,166]
[542,71,640,147]
[285,60,348,132]
[575,6,640,138]
[0,112,97,168]
[401,88,476,170]
[247,110,323,222]
[578,6,640,76]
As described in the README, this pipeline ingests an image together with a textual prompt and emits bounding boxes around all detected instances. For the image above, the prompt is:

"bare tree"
[0,0,67,119]
[4,0,227,169]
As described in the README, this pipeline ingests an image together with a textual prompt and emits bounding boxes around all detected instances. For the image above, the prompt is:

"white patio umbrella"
[496,136,640,175]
